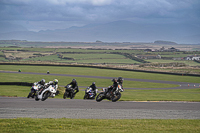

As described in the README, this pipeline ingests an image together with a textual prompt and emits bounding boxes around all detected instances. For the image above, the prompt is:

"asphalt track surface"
[0,71,200,119]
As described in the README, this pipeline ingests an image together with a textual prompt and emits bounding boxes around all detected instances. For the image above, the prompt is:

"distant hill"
[0,20,199,44]
[154,40,178,45]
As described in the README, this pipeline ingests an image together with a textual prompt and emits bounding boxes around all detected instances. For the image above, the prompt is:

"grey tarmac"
[0,97,200,119]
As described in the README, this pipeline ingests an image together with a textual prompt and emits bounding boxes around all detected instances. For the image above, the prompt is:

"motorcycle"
[27,82,40,98]
[35,84,57,101]
[83,87,97,99]
[63,85,75,99]
[96,84,124,102]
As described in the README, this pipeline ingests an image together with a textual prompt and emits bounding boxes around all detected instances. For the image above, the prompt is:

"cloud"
[0,0,199,31]
[47,0,114,6]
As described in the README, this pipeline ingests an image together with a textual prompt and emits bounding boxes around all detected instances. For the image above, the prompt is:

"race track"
[1,97,200,119]
[0,71,200,119]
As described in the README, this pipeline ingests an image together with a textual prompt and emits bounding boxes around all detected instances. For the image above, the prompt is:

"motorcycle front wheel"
[70,92,75,99]
[35,95,39,101]
[41,91,50,101]
[96,92,105,102]
[27,92,32,98]
[83,94,87,99]
[111,92,121,102]
[63,92,68,99]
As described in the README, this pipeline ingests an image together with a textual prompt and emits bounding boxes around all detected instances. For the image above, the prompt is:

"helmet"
[53,79,58,85]
[117,77,124,83]
[72,79,76,83]
[41,79,45,84]
[92,82,95,85]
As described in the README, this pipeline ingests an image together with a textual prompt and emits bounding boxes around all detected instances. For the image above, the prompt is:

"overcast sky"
[0,0,199,32]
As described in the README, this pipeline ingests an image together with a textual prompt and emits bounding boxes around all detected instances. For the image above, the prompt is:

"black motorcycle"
[63,85,75,99]
[96,84,124,102]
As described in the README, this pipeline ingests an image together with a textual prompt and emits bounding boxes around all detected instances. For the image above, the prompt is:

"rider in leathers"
[67,79,79,96]
[90,82,97,97]
[110,79,118,94]
[117,77,124,89]
[37,79,46,94]
[105,78,118,95]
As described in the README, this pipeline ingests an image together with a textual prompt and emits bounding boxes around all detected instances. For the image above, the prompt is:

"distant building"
[144,49,152,52]
[155,47,180,52]
[185,56,200,60]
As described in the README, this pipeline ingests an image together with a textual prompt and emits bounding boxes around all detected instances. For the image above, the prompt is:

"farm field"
[1,45,200,75]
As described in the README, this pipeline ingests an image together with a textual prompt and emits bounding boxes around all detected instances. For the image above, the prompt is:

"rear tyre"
[96,92,105,102]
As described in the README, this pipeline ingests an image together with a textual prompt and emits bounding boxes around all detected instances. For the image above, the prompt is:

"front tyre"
[27,92,31,98]
[63,92,67,99]
[83,94,87,99]
[112,92,121,102]
[41,91,50,101]
[35,95,39,101]
[96,92,105,102]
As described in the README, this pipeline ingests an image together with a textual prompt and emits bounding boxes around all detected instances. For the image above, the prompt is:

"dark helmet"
[92,82,95,85]
[72,79,76,83]
[41,79,45,84]
[117,77,124,84]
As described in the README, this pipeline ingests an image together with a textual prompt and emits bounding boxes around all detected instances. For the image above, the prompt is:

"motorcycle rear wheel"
[96,92,105,102]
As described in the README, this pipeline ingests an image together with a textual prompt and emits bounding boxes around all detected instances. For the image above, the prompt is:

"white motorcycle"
[35,83,57,101]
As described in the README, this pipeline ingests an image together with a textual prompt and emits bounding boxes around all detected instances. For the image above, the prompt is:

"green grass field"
[0,65,199,83]
[0,118,200,133]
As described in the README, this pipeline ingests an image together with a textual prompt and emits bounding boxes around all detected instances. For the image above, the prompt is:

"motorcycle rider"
[47,79,59,94]
[105,78,118,95]
[47,79,58,90]
[37,79,46,94]
[117,77,124,89]
[89,82,97,97]
[110,78,119,94]
[66,79,79,97]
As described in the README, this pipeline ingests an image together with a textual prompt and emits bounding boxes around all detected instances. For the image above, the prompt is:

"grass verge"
[1,65,200,83]
[0,118,200,133]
